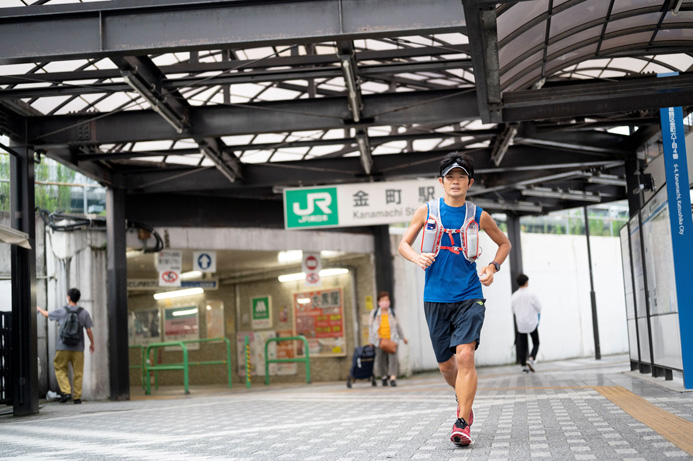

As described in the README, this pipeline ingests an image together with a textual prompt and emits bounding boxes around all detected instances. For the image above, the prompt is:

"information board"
[641,187,678,315]
[164,305,200,350]
[128,308,161,346]
[293,288,346,357]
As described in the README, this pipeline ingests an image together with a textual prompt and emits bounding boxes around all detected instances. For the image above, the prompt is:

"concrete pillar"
[45,229,110,400]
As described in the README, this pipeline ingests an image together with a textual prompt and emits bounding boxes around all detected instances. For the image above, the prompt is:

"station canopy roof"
[1,0,692,216]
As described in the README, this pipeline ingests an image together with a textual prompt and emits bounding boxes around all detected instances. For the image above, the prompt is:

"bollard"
[245,335,251,388]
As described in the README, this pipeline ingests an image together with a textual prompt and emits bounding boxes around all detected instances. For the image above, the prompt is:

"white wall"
[392,229,628,372]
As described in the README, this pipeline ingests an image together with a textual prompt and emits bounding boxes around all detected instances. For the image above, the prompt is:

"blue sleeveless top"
[423,199,484,303]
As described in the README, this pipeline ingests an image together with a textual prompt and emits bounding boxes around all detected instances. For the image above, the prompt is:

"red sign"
[305,255,319,270]
[161,271,179,283]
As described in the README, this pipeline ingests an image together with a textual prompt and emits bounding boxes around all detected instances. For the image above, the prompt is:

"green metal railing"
[128,344,146,390]
[144,337,232,395]
[264,335,311,385]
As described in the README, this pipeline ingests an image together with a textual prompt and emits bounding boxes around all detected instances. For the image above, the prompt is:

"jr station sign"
[283,179,443,230]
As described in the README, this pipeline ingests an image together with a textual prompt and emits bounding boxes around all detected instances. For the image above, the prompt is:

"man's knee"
[455,344,475,369]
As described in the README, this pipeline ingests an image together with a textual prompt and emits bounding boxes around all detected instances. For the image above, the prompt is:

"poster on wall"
[128,309,161,346]
[251,295,272,329]
[275,329,298,375]
[236,330,277,376]
[205,301,224,339]
[293,288,346,357]
[164,306,200,350]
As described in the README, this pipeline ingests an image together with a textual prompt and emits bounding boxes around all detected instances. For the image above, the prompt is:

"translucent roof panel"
[497,0,548,43]
[549,1,610,40]
[498,0,693,91]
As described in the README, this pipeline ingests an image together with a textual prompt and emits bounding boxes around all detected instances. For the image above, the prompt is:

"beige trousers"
[53,350,84,399]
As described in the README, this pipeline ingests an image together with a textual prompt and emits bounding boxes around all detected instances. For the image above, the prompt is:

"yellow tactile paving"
[596,385,693,456]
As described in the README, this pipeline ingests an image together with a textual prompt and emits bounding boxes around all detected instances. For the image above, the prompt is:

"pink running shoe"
[456,404,474,426]
[450,418,472,446]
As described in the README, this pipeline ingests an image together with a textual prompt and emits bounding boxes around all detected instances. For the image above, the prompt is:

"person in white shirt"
[511,274,542,373]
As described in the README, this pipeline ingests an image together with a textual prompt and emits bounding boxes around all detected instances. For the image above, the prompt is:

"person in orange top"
[368,291,408,386]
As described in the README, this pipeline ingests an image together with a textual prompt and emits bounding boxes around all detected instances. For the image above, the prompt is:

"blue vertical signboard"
[658,75,693,388]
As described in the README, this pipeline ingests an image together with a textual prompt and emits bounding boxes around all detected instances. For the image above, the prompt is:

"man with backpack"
[37,287,95,404]
[399,152,511,447]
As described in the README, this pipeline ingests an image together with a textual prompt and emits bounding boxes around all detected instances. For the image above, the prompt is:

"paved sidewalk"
[1,355,692,460]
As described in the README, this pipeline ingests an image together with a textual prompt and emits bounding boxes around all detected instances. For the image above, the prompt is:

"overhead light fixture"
[153,287,204,300]
[181,270,202,280]
[473,198,542,213]
[122,70,186,134]
[355,130,372,175]
[278,250,303,265]
[520,187,601,203]
[278,268,350,283]
[172,307,199,317]
[340,55,362,122]
[585,174,627,187]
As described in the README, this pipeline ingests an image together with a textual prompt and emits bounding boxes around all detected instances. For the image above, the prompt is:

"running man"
[398,152,511,446]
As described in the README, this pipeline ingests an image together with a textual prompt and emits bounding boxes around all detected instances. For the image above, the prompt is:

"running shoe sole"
[450,430,472,446]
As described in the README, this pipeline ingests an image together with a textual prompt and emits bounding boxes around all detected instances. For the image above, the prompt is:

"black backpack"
[59,306,83,346]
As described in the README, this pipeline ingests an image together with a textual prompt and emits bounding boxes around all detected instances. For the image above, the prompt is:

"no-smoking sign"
[302,252,322,287]
[161,271,179,283]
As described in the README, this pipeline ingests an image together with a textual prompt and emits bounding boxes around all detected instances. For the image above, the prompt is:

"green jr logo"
[285,187,339,228]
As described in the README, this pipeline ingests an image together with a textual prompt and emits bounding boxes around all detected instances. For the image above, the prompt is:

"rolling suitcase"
[347,344,377,388]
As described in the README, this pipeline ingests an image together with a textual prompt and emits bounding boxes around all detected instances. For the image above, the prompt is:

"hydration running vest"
[421,198,482,263]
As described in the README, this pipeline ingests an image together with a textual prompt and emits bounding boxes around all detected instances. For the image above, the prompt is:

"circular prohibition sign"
[161,271,179,283]
[304,255,319,271]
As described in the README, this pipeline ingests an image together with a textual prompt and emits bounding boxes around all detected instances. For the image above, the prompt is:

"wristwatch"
[489,261,500,272]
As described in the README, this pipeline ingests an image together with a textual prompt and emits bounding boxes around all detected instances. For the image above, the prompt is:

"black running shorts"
[423,298,486,363]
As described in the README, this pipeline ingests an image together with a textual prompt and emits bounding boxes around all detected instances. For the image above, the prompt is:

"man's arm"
[533,293,542,313]
[86,328,95,354]
[398,204,436,270]
[36,306,49,318]
[478,211,512,287]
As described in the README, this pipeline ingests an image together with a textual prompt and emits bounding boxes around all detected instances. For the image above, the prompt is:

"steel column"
[106,185,130,400]
[583,206,601,360]
[9,142,39,416]
[373,225,394,304]
[506,213,523,365]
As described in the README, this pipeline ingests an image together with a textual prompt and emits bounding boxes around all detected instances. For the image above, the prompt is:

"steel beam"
[28,89,480,145]
[0,105,27,141]
[462,0,501,123]
[0,45,471,87]
[0,0,465,64]
[124,146,623,194]
[114,56,242,182]
[503,73,693,121]
[0,59,474,100]
[106,184,130,401]
[490,123,519,166]
[9,142,39,416]
[76,129,499,162]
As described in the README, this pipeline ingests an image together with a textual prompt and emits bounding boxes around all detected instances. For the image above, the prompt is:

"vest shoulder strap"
[464,201,476,224]
[426,198,440,221]
[428,199,477,227]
